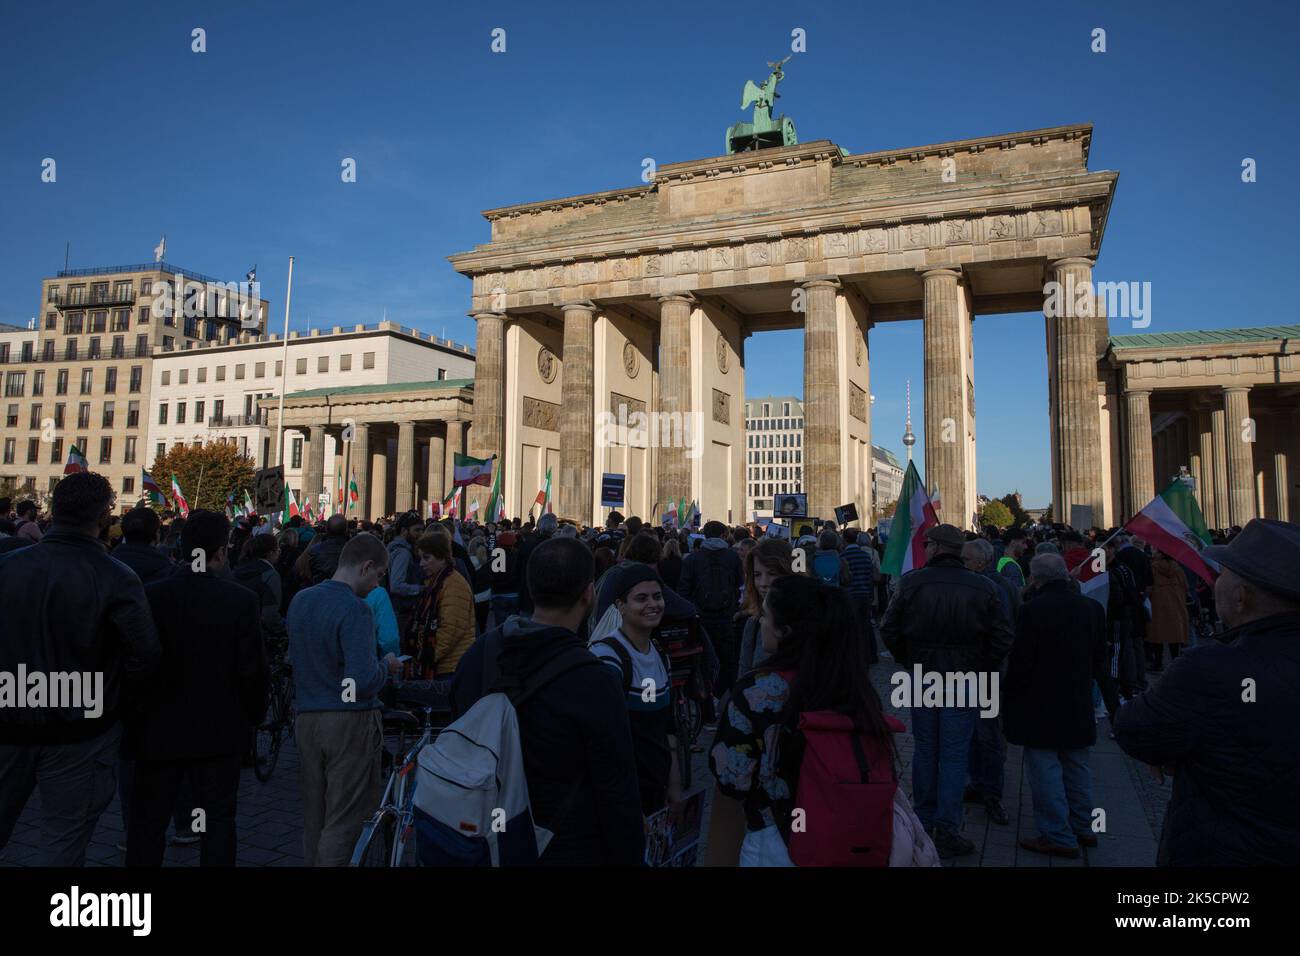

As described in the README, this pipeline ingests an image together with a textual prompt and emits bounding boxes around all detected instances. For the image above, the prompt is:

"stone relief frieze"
[610,391,646,418]
[712,388,730,425]
[536,346,559,384]
[987,215,1017,240]
[849,382,868,423]
[522,396,561,432]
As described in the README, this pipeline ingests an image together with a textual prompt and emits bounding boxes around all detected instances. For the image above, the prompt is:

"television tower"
[902,380,916,462]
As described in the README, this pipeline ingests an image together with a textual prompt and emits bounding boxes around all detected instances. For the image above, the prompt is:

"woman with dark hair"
[657,536,683,590]
[705,575,930,866]
[736,538,794,677]
[406,531,476,680]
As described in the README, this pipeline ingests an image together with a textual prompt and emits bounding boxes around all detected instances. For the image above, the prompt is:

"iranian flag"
[443,486,460,519]
[533,467,552,514]
[336,467,344,514]
[348,471,359,510]
[282,485,300,523]
[243,490,256,517]
[1124,479,1217,586]
[170,475,190,517]
[683,500,700,528]
[881,460,939,576]
[486,460,506,523]
[1069,549,1111,611]
[453,453,493,488]
[141,470,165,505]
[64,444,89,475]
[663,499,679,528]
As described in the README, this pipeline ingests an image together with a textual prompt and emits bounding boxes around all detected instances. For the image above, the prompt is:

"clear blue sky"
[2,0,1295,507]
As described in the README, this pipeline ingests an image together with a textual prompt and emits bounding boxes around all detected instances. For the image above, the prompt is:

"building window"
[90,311,107,333]
[340,354,351,372]
[176,402,186,424]
[129,366,142,392]
[2,438,14,464]
[122,476,134,494]
[158,403,168,425]
[53,403,64,428]
[295,357,307,375]
[137,307,150,326]
[44,312,56,330]
[127,400,140,427]
[275,360,282,377]
[197,367,207,383]
[80,368,93,394]
[235,364,245,380]
[111,336,124,358]
[47,285,60,302]
[105,367,117,393]
[5,404,16,427]
[102,402,115,427]
[195,400,205,423]
[28,404,41,430]
[179,368,188,385]
[216,365,226,381]
[77,402,90,429]
[213,399,224,420]
[317,355,329,373]
[124,437,137,464]
[112,309,129,332]
[437,368,446,380]
[162,335,174,349]
[31,370,44,396]
[255,362,265,378]
[50,438,62,464]
[156,442,165,462]
[42,341,54,361]
[161,370,170,386]
[4,371,26,397]
[99,437,112,463]
[87,338,101,359]
[363,352,375,370]
[65,312,84,335]
[291,437,303,469]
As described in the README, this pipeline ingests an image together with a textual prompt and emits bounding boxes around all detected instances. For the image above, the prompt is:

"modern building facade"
[744,396,804,518]
[150,322,476,508]
[1,262,268,505]
[872,445,904,516]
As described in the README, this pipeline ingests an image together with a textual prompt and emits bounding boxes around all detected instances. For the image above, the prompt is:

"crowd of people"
[1,476,1297,867]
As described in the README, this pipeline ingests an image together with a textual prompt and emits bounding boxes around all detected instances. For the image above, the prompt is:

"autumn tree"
[148,442,256,513]
[979,499,1014,529]
[998,492,1030,528]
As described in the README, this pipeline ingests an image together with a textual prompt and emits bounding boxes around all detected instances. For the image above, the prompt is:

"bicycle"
[351,684,449,867]
[253,645,294,783]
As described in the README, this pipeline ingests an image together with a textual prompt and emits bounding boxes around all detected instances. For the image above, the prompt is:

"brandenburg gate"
[450,122,1118,528]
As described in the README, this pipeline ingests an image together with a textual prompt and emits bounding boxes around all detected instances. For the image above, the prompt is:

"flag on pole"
[684,500,700,528]
[243,490,256,518]
[1124,480,1217,586]
[443,486,459,519]
[468,499,480,515]
[486,459,506,523]
[141,470,165,505]
[881,460,938,576]
[348,471,359,510]
[282,485,300,524]
[336,467,344,514]
[170,474,190,517]
[1069,550,1111,611]
[453,453,493,488]
[225,490,236,520]
[663,499,679,528]
[533,467,552,515]
[64,444,88,475]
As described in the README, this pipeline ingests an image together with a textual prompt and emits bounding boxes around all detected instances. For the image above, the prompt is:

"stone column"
[803,278,842,520]
[470,310,506,513]
[1123,390,1154,520]
[304,424,326,507]
[444,420,463,512]
[1193,408,1215,527]
[427,430,446,506]
[1275,439,1290,523]
[922,269,965,525]
[1223,386,1256,525]
[395,420,416,514]
[656,295,693,513]
[371,433,389,519]
[1048,258,1105,526]
[1210,406,1229,530]
[352,423,370,520]
[558,301,595,525]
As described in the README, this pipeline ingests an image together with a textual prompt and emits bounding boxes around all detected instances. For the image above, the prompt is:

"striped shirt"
[842,544,878,598]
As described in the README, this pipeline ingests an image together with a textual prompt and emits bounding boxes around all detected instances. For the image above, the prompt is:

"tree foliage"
[979,499,1014,529]
[998,492,1030,528]
[148,442,256,513]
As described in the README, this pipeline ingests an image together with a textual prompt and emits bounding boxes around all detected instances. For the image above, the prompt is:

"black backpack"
[696,549,737,617]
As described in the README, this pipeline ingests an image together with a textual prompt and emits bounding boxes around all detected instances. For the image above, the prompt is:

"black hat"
[614,562,664,601]
[1202,519,1300,600]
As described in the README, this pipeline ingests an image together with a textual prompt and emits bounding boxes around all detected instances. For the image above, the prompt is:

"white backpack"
[412,639,597,866]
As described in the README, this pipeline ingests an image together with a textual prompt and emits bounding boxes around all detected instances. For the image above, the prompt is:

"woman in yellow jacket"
[406,531,477,679]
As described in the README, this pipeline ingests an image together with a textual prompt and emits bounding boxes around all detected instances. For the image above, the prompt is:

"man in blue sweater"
[289,533,400,866]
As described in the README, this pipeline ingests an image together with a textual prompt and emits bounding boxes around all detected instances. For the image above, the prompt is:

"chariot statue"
[726,56,798,154]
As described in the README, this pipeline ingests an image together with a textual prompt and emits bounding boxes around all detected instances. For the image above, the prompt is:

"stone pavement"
[2,658,1169,868]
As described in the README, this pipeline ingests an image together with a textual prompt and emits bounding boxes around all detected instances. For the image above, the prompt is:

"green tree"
[149,443,256,513]
[979,499,1014,529]
[999,492,1030,528]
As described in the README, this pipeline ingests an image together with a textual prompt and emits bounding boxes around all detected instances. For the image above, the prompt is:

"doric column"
[1047,258,1105,526]
[1210,406,1229,530]
[559,301,595,525]
[1223,386,1256,525]
[1123,390,1154,520]
[802,278,842,520]
[470,310,506,514]
[352,423,370,520]
[444,420,463,509]
[304,424,326,507]
[922,269,965,525]
[656,294,693,512]
[1193,408,1216,528]
[371,433,389,519]
[395,420,416,514]
[1274,438,1290,523]
[427,430,446,507]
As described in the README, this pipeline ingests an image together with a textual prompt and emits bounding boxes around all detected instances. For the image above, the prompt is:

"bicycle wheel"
[350,809,397,867]
[253,680,287,782]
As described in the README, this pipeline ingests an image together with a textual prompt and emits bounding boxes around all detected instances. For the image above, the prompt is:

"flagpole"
[342,438,351,516]
[275,256,294,467]
[194,464,206,508]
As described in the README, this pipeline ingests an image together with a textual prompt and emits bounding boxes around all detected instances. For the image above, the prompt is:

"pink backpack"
[782,704,903,867]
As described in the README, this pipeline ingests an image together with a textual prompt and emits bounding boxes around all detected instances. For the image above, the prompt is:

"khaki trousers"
[296,709,383,866]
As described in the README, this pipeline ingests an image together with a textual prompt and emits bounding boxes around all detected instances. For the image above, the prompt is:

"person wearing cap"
[1114,519,1300,865]
[880,522,1014,859]
[589,564,682,816]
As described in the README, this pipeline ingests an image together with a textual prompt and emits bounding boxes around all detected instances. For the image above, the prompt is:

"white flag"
[154,234,166,262]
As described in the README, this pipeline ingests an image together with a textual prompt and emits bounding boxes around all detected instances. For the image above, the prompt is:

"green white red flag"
[453,453,493,488]
[170,474,190,517]
[881,460,938,576]
[64,444,88,475]
[1124,480,1217,586]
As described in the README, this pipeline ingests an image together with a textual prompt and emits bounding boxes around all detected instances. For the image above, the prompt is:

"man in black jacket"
[125,510,268,867]
[1115,519,1300,865]
[880,523,1013,859]
[112,506,175,584]
[678,521,743,697]
[451,537,644,865]
[1004,554,1110,858]
[0,472,161,865]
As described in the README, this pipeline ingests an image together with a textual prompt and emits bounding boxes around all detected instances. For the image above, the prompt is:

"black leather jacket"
[0,528,161,744]
[880,553,1014,674]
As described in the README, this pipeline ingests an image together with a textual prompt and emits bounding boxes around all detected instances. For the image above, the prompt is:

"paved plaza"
[2,648,1168,869]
